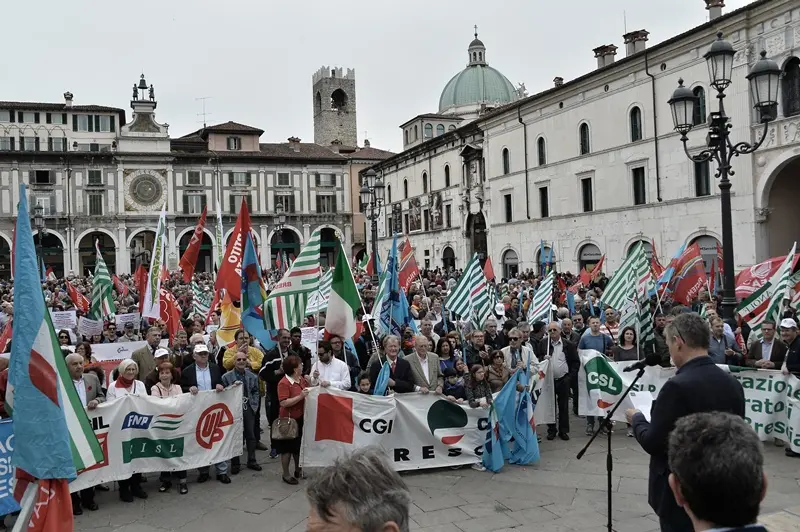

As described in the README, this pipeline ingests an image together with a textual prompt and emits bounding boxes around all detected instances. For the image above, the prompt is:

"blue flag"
[657,243,687,287]
[481,404,506,472]
[379,235,417,337]
[373,361,391,396]
[509,371,540,465]
[566,289,576,316]
[0,420,20,514]
[240,233,277,350]
[493,371,522,444]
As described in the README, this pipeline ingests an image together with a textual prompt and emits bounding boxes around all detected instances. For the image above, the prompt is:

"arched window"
[478,52,483,61]
[448,125,456,131]
[630,106,643,142]
[436,124,445,136]
[422,172,428,193]
[403,179,408,199]
[502,148,510,174]
[783,57,800,118]
[404,129,409,145]
[579,123,591,155]
[444,165,451,187]
[537,137,546,166]
[315,92,322,114]
[472,52,477,61]
[387,185,392,204]
[424,123,433,139]
[693,87,707,125]
[414,125,418,140]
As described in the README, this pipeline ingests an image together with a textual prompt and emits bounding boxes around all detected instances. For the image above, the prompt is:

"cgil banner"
[69,386,243,492]
[577,349,800,453]
[301,360,555,471]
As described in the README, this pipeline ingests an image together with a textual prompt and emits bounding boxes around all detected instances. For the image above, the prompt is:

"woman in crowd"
[106,359,148,502]
[486,350,510,392]
[446,331,462,360]
[150,361,188,495]
[58,329,72,347]
[612,327,639,363]
[276,354,309,485]
[436,337,457,373]
[465,364,492,409]
[453,358,469,384]
[75,341,92,362]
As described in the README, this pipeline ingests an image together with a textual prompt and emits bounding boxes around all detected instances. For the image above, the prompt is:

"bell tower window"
[331,89,348,112]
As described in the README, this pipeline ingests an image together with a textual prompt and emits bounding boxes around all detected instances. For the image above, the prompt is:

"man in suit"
[131,326,166,381]
[181,344,230,484]
[538,322,579,441]
[667,412,768,532]
[746,320,787,369]
[405,336,443,394]
[626,312,745,532]
[501,327,536,373]
[369,335,414,394]
[66,354,104,515]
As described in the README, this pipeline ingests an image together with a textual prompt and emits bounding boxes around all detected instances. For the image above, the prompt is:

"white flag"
[142,204,167,319]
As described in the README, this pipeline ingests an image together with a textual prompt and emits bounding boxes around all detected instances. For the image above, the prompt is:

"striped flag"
[444,253,491,328]
[527,271,554,324]
[305,268,333,315]
[191,281,211,319]
[602,242,653,311]
[142,205,167,319]
[90,240,116,320]
[739,243,796,340]
[264,228,322,329]
[789,271,800,314]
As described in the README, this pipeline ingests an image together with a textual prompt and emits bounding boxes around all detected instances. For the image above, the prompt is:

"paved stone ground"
[54,418,800,532]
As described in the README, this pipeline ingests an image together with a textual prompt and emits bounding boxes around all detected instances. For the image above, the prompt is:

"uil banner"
[301,361,555,471]
[69,387,243,492]
[577,350,800,453]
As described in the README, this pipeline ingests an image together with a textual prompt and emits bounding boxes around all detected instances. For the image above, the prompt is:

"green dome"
[438,65,517,112]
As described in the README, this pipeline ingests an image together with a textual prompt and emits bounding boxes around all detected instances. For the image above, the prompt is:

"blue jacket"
[222,368,260,412]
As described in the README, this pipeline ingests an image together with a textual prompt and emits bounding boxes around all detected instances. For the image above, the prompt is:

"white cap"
[494,303,505,315]
[780,318,798,329]
[154,348,170,359]
[193,344,209,354]
[361,314,373,322]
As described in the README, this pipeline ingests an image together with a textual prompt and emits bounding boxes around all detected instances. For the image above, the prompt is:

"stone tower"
[312,66,357,147]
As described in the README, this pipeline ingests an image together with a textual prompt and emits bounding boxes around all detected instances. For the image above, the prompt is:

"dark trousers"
[232,405,257,466]
[255,399,262,440]
[571,377,579,415]
[70,487,94,508]
[266,392,279,441]
[118,473,143,494]
[159,470,187,483]
[547,375,571,435]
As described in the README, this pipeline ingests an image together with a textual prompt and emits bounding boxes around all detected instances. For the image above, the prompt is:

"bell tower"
[312,66,357,147]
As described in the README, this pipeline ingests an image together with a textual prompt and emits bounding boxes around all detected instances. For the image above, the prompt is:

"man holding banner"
[625,313,745,532]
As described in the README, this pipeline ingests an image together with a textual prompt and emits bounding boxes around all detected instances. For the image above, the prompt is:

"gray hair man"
[306,447,411,532]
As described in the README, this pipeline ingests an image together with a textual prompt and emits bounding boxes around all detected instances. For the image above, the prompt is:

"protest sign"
[78,317,104,338]
[50,310,77,331]
[301,327,318,360]
[70,387,243,492]
[115,313,141,330]
[0,420,20,515]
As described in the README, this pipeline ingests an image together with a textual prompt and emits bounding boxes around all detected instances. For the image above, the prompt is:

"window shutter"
[229,195,235,214]
[9,138,14,151]
[34,112,40,124]
[200,194,207,211]
[227,173,231,187]
[72,115,78,131]
[8,112,14,123]
[17,112,23,123]
[246,173,252,186]
[247,195,252,211]
[110,115,115,132]
[61,138,67,151]
[94,115,100,132]
[62,113,67,125]
[315,173,320,187]
[46,113,52,125]
[34,137,40,152]
[332,195,337,212]
[88,116,94,132]
[183,194,189,214]
[47,138,52,151]
[19,137,24,151]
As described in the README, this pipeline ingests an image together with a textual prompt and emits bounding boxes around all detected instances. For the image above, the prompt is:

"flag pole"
[11,481,38,532]
[340,240,378,345]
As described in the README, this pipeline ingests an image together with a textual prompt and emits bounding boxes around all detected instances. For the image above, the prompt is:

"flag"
[8,184,102,527]
[214,198,252,303]
[305,268,333,315]
[509,371,540,465]
[741,243,796,341]
[45,266,55,281]
[789,271,800,315]
[240,233,275,349]
[650,239,665,280]
[215,198,225,269]
[398,237,420,292]
[657,243,687,288]
[325,242,362,339]
[112,274,128,297]
[217,290,241,348]
[668,243,708,305]
[602,241,652,311]
[90,241,116,320]
[566,289,576,316]
[359,252,382,277]
[483,256,496,282]
[357,253,369,271]
[142,205,167,319]
[264,228,322,330]
[379,235,418,337]
[709,256,717,295]
[481,404,506,473]
[735,254,800,300]
[444,253,491,328]
[191,281,211,319]
[372,361,391,396]
[159,287,184,343]
[371,270,389,336]
[0,320,11,354]
[180,206,207,283]
[527,271,554,324]
[65,280,90,314]
[10,225,15,279]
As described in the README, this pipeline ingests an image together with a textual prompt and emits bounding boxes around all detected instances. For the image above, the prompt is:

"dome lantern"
[468,25,487,66]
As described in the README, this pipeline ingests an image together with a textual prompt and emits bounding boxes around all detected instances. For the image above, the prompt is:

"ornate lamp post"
[274,202,286,243]
[33,203,48,278]
[668,33,780,320]
[359,168,385,284]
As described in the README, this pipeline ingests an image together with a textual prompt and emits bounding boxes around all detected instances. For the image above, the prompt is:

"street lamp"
[33,203,48,278]
[360,168,385,283]
[274,202,286,243]
[668,32,780,321]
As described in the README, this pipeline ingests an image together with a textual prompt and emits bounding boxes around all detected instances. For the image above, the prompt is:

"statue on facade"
[132,84,138,100]
[149,84,155,101]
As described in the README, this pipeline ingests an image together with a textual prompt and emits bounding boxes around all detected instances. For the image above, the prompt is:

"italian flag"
[325,244,362,339]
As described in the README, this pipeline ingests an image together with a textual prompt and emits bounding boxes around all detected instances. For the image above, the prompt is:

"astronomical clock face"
[124,172,167,212]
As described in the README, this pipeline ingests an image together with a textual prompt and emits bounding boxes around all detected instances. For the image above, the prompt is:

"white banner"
[301,360,555,471]
[50,310,77,331]
[89,339,169,362]
[115,312,141,330]
[78,317,103,338]
[577,350,800,453]
[70,386,243,492]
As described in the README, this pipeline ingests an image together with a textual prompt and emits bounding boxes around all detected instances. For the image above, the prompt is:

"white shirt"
[106,380,146,400]
[549,339,569,380]
[418,353,430,383]
[761,339,774,360]
[74,378,87,407]
[196,365,212,391]
[310,357,351,390]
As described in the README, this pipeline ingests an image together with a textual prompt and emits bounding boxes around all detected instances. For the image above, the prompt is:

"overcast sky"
[6,0,751,153]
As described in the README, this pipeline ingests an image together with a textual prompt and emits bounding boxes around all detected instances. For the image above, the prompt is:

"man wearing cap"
[779,317,800,458]
[121,322,141,342]
[131,326,166,381]
[143,348,172,393]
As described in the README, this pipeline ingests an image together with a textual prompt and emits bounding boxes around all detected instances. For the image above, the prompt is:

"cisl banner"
[69,387,243,492]
[577,349,800,453]
[301,360,556,471]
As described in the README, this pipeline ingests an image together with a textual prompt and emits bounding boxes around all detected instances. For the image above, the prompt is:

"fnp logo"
[122,412,184,431]
[196,404,234,449]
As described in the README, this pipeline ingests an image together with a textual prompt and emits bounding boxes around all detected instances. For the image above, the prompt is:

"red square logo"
[315,394,354,444]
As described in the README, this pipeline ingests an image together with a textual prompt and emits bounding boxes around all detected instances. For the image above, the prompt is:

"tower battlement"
[312,66,356,85]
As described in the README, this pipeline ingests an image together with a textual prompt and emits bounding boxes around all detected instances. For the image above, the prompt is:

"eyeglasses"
[509,337,520,341]
[59,335,69,339]
[548,329,559,333]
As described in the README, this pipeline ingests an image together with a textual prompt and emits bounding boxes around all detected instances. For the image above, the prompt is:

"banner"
[78,317,103,338]
[577,350,800,453]
[50,310,77,331]
[0,420,20,515]
[301,361,555,471]
[115,312,141,331]
[69,387,243,492]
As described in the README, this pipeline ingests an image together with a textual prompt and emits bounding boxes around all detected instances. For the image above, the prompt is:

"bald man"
[405,335,443,394]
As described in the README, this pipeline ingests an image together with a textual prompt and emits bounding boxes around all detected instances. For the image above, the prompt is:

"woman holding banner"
[151,361,189,495]
[276,355,309,485]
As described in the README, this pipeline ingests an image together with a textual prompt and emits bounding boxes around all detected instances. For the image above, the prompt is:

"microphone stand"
[576,365,647,532]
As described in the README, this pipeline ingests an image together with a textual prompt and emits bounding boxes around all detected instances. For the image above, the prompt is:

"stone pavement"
[62,421,800,532]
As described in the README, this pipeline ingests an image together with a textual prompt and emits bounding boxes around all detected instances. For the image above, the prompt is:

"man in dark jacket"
[538,323,579,440]
[288,326,312,375]
[746,320,787,369]
[627,313,745,531]
[779,317,800,457]
[653,313,671,367]
[259,328,291,459]
[368,335,414,393]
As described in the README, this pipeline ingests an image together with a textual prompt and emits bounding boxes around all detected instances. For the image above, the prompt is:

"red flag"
[14,472,74,532]
[651,239,665,279]
[735,254,800,300]
[568,279,582,294]
[579,268,591,287]
[590,255,605,282]
[65,279,90,313]
[398,237,420,291]
[180,206,207,282]
[709,257,717,295]
[159,287,184,343]
[45,266,54,279]
[670,243,708,305]
[716,243,724,277]
[214,199,252,302]
[483,256,496,281]
[112,275,128,296]
[0,319,11,353]
[160,266,170,283]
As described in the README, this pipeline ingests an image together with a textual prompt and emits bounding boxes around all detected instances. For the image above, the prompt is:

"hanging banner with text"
[577,349,800,453]
[0,420,20,516]
[301,360,555,471]
[69,386,243,492]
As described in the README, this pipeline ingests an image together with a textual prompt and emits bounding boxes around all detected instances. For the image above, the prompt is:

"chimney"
[593,44,618,68]
[63,91,74,107]
[623,30,650,56]
[287,136,301,152]
[553,76,564,87]
[364,139,371,148]
[705,0,724,20]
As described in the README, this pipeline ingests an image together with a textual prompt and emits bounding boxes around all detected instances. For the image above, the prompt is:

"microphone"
[622,354,662,372]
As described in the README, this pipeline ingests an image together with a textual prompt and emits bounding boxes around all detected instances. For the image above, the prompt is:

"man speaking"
[625,312,745,531]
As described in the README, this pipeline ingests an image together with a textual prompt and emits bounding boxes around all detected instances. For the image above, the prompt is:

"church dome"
[438,32,518,114]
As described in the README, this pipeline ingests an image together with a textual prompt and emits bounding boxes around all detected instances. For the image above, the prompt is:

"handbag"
[271,417,298,440]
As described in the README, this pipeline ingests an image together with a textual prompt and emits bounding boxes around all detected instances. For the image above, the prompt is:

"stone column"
[303,223,311,244]
[167,221,177,270]
[344,223,353,258]
[260,224,270,270]
[117,224,128,274]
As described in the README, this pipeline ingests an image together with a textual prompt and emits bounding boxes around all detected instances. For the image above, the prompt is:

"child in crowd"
[442,367,466,404]
[357,372,372,394]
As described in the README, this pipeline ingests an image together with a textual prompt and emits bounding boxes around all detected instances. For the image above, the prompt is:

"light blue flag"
[379,235,417,337]
[493,371,523,445]
[566,289,576,316]
[240,233,277,350]
[509,371,540,465]
[481,404,506,472]
[657,243,687,287]
[373,361,391,396]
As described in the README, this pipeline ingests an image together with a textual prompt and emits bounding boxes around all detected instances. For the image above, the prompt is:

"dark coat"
[180,363,223,393]
[259,346,285,399]
[631,356,745,526]
[537,338,580,380]
[368,357,415,394]
[746,338,788,368]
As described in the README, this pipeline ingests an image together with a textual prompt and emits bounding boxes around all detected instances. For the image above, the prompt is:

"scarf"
[115,375,134,389]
